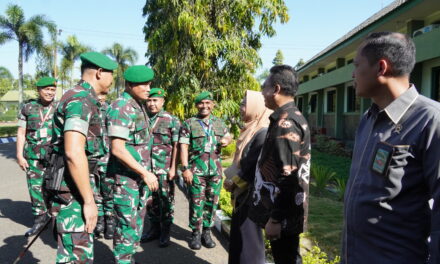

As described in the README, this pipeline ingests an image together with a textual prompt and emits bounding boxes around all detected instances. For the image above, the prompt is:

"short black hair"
[80,62,112,74]
[361,32,415,76]
[268,64,298,96]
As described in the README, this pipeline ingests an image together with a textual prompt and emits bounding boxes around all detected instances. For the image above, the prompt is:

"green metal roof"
[0,90,38,102]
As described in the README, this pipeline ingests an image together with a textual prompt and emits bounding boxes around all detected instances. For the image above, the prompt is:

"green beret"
[124,65,154,83]
[195,91,214,104]
[80,52,118,70]
[36,77,57,87]
[149,88,165,98]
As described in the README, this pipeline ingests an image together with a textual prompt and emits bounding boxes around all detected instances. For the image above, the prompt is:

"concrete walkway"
[0,142,228,264]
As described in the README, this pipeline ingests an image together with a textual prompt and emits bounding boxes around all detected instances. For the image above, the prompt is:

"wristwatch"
[182,165,190,171]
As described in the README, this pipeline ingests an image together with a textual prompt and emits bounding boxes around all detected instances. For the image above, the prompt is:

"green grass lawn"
[312,149,351,179]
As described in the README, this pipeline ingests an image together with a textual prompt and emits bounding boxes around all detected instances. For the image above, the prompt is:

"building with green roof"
[296,0,440,143]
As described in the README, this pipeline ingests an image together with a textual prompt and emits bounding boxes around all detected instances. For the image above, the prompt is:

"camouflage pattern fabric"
[188,174,222,230]
[18,98,57,160]
[26,159,48,215]
[147,110,180,224]
[18,99,56,216]
[95,102,113,217]
[106,91,151,263]
[179,115,229,231]
[56,229,93,264]
[49,80,105,263]
[113,174,149,264]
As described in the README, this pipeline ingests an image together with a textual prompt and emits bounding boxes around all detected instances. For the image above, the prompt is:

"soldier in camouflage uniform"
[16,76,57,237]
[141,88,180,247]
[94,94,115,239]
[106,65,159,264]
[49,52,117,263]
[179,91,232,250]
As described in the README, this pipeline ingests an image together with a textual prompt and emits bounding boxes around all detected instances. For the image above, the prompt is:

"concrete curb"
[0,137,16,144]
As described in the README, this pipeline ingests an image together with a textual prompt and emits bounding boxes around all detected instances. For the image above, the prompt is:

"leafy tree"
[0,66,13,80]
[102,43,138,97]
[295,58,305,70]
[0,4,55,106]
[60,35,90,90]
[272,49,284,65]
[0,78,16,98]
[143,0,289,119]
[257,68,270,84]
[35,29,61,79]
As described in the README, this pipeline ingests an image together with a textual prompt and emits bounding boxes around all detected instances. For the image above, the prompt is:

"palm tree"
[0,4,55,106]
[102,43,138,97]
[60,35,90,90]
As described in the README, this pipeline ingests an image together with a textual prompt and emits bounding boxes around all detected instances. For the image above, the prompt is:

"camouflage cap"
[149,88,165,98]
[194,91,213,104]
[80,52,118,70]
[124,65,154,83]
[36,76,57,87]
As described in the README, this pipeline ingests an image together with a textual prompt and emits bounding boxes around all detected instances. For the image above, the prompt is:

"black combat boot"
[25,213,50,237]
[201,227,216,248]
[140,222,160,243]
[189,230,201,250]
[104,215,115,240]
[94,215,105,238]
[159,222,172,247]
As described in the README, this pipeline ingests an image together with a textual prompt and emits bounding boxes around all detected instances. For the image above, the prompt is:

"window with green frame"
[346,85,360,112]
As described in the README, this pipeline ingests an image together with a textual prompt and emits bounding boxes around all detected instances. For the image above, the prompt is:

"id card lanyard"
[38,104,53,138]
[198,119,212,153]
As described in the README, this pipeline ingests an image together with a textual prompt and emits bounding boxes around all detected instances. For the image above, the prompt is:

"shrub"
[303,246,341,264]
[0,125,17,137]
[219,186,233,217]
[221,140,236,158]
[334,176,347,201]
[315,135,350,157]
[311,165,336,194]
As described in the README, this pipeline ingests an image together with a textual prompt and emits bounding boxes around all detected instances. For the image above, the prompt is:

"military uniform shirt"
[51,80,106,160]
[149,110,180,175]
[107,91,151,177]
[18,99,57,160]
[179,115,228,176]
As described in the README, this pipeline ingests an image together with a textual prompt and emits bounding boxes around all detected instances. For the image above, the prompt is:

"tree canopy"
[272,49,284,65]
[0,4,55,105]
[143,0,289,119]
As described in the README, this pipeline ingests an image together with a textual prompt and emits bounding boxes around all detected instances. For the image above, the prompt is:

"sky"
[0,0,395,79]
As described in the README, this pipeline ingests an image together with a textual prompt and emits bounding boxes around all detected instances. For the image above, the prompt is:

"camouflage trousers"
[147,174,175,224]
[26,159,48,216]
[92,164,115,217]
[50,172,97,263]
[113,174,150,264]
[188,173,222,231]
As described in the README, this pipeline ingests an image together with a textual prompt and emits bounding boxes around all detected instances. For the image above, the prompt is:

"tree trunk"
[18,43,23,108]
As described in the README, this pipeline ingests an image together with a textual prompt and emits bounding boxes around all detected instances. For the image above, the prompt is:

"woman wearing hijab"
[224,90,272,264]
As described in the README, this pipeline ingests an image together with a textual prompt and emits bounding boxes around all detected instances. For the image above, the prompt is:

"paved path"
[0,142,228,264]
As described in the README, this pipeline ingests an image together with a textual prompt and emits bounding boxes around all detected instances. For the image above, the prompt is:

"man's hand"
[83,200,98,233]
[142,171,159,191]
[265,218,282,241]
[17,156,29,171]
[220,133,233,147]
[182,169,193,185]
[223,179,236,192]
[167,169,176,181]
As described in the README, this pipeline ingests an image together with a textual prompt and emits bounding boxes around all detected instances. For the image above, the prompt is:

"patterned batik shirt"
[18,98,57,160]
[149,110,180,175]
[179,115,229,176]
[248,101,311,235]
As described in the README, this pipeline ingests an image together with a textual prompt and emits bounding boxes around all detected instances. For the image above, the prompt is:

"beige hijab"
[232,90,272,167]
